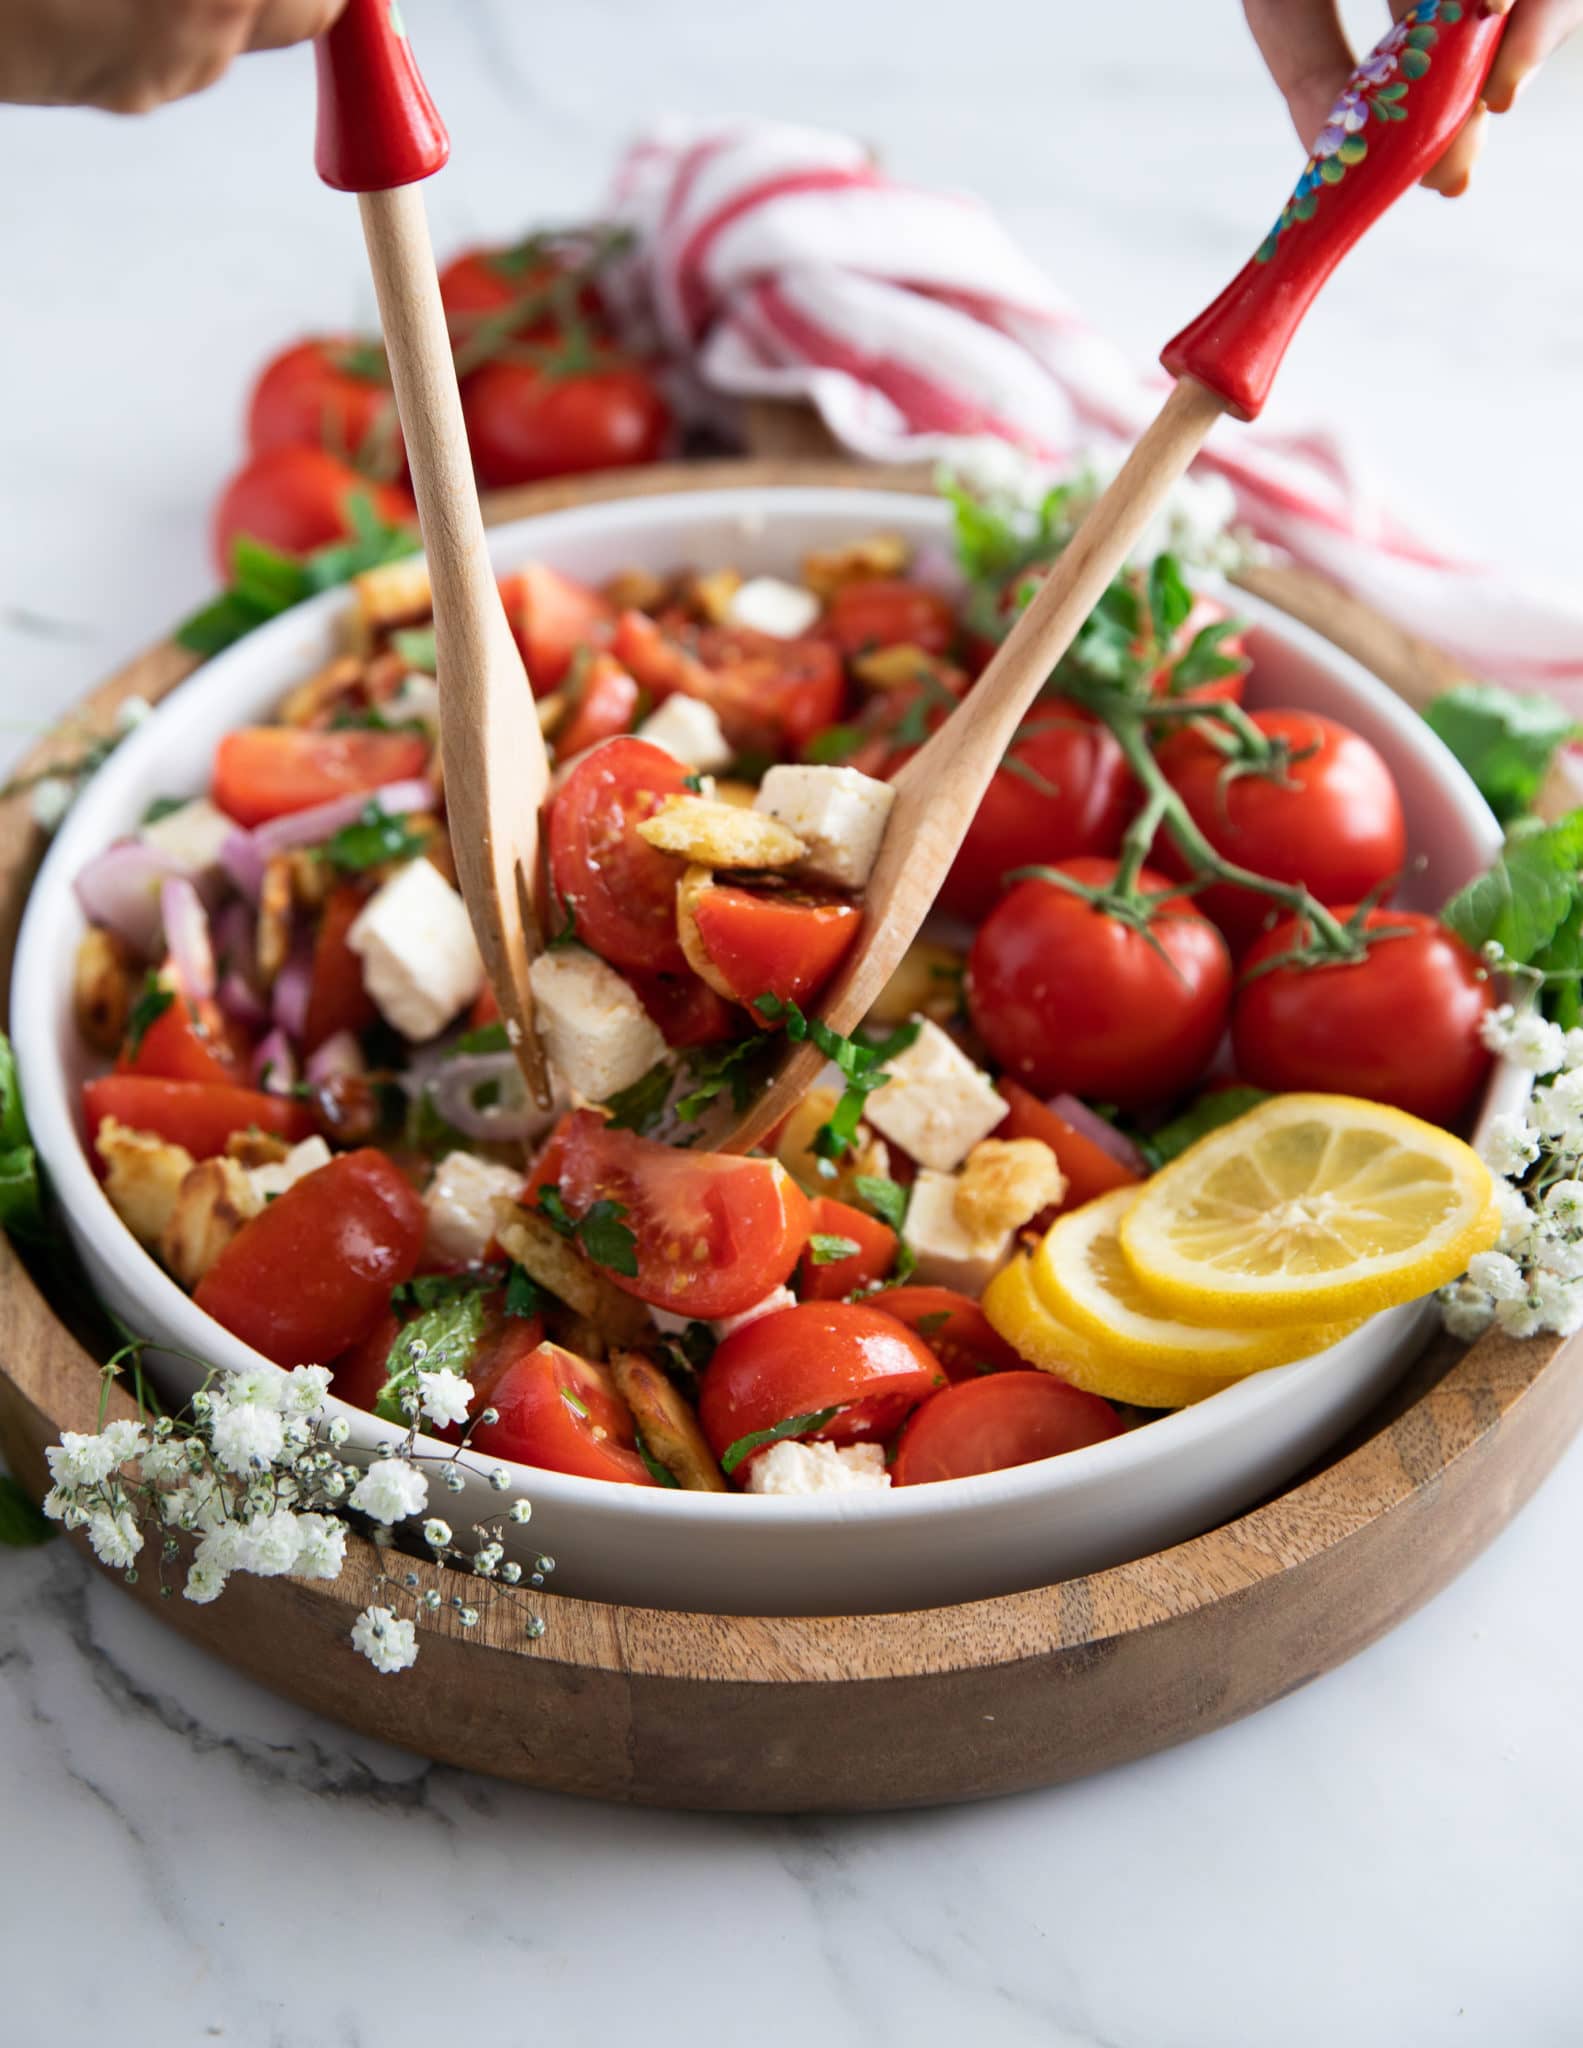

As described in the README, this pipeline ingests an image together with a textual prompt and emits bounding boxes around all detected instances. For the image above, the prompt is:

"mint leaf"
[374,1290,485,1426]
[853,1173,908,1231]
[634,1432,681,1488]
[720,1405,841,1477]
[1147,552,1193,647]
[1424,683,1577,826]
[603,1059,674,1134]
[1442,812,1583,966]
[504,1262,543,1319]
[577,1198,639,1278]
[803,724,865,766]
[391,625,438,674]
[0,1474,54,1548]
[173,510,416,657]
[1168,618,1249,693]
[125,973,173,1058]
[1140,1086,1270,1171]
[808,1233,862,1265]
[323,800,426,873]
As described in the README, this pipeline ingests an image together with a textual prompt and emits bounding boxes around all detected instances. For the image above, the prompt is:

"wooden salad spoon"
[718,0,1508,1153]
[314,0,553,1102]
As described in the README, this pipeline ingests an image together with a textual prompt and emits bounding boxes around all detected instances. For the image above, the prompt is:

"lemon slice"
[1025,1186,1353,1376]
[1118,1093,1498,1328]
[983,1254,1240,1409]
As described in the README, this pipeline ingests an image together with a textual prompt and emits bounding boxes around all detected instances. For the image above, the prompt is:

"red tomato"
[822,579,955,658]
[996,1079,1142,1216]
[693,625,846,753]
[499,563,612,693]
[118,989,240,1087]
[440,244,603,340]
[462,358,670,490]
[555,653,641,758]
[797,1196,897,1301]
[698,1301,946,1479]
[610,609,714,704]
[333,1300,547,1436]
[83,1076,315,1159]
[628,969,737,1048]
[546,736,692,975]
[467,1342,656,1486]
[194,1151,425,1366]
[1153,596,1249,704]
[892,1370,1123,1485]
[1155,710,1407,953]
[1233,908,1494,1124]
[211,727,428,828]
[937,705,1136,921]
[968,858,1233,1108]
[246,338,400,476]
[302,882,377,1053]
[688,881,860,1010]
[876,1286,1026,1382]
[212,446,414,576]
[468,983,501,1032]
[554,1110,813,1319]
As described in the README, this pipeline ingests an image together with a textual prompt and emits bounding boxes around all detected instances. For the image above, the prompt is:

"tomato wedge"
[211,727,429,828]
[797,1196,897,1301]
[875,1286,1025,1382]
[892,1370,1123,1485]
[302,881,377,1052]
[555,652,641,758]
[467,1342,656,1486]
[554,1109,812,1318]
[610,608,714,704]
[693,625,846,752]
[117,990,240,1087]
[546,736,693,975]
[500,563,611,694]
[996,1079,1142,1216]
[84,1076,316,1159]
[821,578,956,658]
[629,968,738,1048]
[687,879,860,1009]
[194,1150,425,1366]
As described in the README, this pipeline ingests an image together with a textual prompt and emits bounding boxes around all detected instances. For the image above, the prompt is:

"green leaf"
[323,800,427,873]
[1167,617,1249,693]
[603,1059,674,1134]
[141,795,189,825]
[0,1474,54,1548]
[853,1173,909,1232]
[634,1431,680,1488]
[1423,682,1577,826]
[125,973,174,1059]
[803,724,866,766]
[455,1020,510,1056]
[374,1289,485,1425]
[535,1186,575,1236]
[175,511,417,657]
[1442,812,1583,967]
[1319,158,1347,184]
[391,625,438,674]
[0,1034,45,1243]
[673,1033,776,1123]
[808,1233,862,1265]
[1140,1086,1270,1171]
[1147,552,1193,647]
[577,1198,639,1278]
[1399,45,1431,76]
[720,1406,841,1477]
[504,1262,543,1319]
[546,901,579,950]
[392,1268,497,1311]
[1536,897,1583,1030]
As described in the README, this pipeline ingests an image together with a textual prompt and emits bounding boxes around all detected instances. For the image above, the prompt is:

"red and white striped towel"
[609,118,1583,698]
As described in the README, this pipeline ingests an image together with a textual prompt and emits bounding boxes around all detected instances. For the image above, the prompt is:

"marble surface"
[2,3,1581,2041]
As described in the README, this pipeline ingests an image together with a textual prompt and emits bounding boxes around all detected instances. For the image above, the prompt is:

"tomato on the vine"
[439,243,604,344]
[462,356,670,490]
[546,736,693,975]
[247,338,401,478]
[212,447,414,576]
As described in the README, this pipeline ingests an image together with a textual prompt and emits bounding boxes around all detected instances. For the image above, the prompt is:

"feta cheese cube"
[712,1284,796,1342]
[423,1150,526,1266]
[528,945,666,1105]
[139,797,235,874]
[726,575,821,640]
[746,1439,891,1495]
[862,1016,1007,1172]
[636,694,733,773]
[903,1168,1014,1294]
[754,764,895,890]
[347,858,484,1042]
[247,1136,333,1206]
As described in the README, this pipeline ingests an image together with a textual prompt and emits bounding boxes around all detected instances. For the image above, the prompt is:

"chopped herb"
[560,1386,591,1419]
[392,1267,501,1312]
[175,499,418,657]
[373,1290,485,1426]
[1140,1086,1270,1171]
[578,1197,639,1278]
[634,1431,681,1487]
[125,973,174,1058]
[808,1233,862,1265]
[674,1033,777,1122]
[603,1059,674,1135]
[853,1173,908,1232]
[913,1310,952,1338]
[659,1319,717,1380]
[753,995,918,1159]
[1425,682,1578,827]
[391,624,438,674]
[682,771,705,793]
[803,724,865,766]
[140,795,188,825]
[546,900,579,950]
[720,1405,841,1477]
[535,1186,575,1236]
[323,800,426,873]
[455,1020,510,1056]
[504,1262,543,1319]
[328,704,427,735]
[0,1474,54,1548]
[402,1088,473,1160]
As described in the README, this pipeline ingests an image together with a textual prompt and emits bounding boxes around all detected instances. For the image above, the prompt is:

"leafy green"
[141,795,189,825]
[175,500,418,657]
[323,800,427,873]
[0,1034,45,1242]
[853,1173,909,1232]
[674,1034,777,1123]
[374,1289,485,1426]
[1442,812,1583,967]
[0,1474,54,1548]
[1147,552,1193,647]
[1167,618,1249,693]
[720,1406,841,1477]
[391,625,438,674]
[803,724,865,766]
[125,973,174,1058]
[578,1198,639,1278]
[807,1233,862,1265]
[536,1186,575,1235]
[1140,1086,1270,1171]
[455,1020,510,1056]
[943,475,1077,586]
[751,997,918,1160]
[504,1262,543,1319]
[1424,683,1577,826]
[634,1432,681,1487]
[546,901,579,950]
[912,1310,952,1339]
[659,1319,717,1380]
[603,1060,674,1134]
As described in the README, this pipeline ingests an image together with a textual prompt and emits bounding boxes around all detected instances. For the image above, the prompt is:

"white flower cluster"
[1440,1006,1583,1343]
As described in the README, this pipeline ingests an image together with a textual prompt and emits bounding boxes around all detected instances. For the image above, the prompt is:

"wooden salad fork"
[315,0,553,1103]
[717,0,1508,1153]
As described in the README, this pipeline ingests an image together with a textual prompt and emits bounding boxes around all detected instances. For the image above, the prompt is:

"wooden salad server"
[315,0,553,1102]
[719,0,1507,1153]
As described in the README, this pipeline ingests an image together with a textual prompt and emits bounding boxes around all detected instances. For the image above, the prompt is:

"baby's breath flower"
[500,1560,522,1585]
[442,1467,466,1494]
[183,1558,227,1605]
[326,1417,351,1445]
[508,1499,532,1524]
[281,1364,332,1415]
[351,1606,419,1675]
[1482,1113,1540,1178]
[86,1507,142,1571]
[293,1513,347,1580]
[417,1369,473,1430]
[423,1517,452,1550]
[1467,1250,1526,1303]
[233,1509,302,1577]
[349,1456,428,1525]
[1495,1294,1545,1339]
[1542,1180,1583,1229]
[46,1420,148,1489]
[209,1400,286,1475]
[1481,1003,1566,1074]
[115,694,152,733]
[1533,1271,1583,1337]
[1439,1280,1494,1343]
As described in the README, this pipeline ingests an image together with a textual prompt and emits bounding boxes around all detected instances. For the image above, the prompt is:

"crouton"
[801,533,911,600]
[256,856,294,985]
[609,1351,727,1492]
[224,1129,290,1170]
[280,655,366,729]
[349,558,432,653]
[160,1157,262,1289]
[953,1138,1065,1239]
[678,567,742,625]
[97,1118,195,1249]
[851,643,942,692]
[73,926,136,1055]
[636,796,805,870]
[600,565,670,614]
[490,1197,652,1348]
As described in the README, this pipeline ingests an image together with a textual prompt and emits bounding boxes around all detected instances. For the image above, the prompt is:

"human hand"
[1243,0,1583,195]
[0,0,345,114]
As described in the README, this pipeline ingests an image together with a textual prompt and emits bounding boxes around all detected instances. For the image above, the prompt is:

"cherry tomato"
[967,857,1233,1108]
[499,563,612,693]
[212,446,414,577]
[628,969,738,1048]
[610,608,714,703]
[1233,908,1494,1125]
[246,338,400,476]
[555,1109,813,1319]
[996,1079,1141,1216]
[194,1150,425,1366]
[462,357,670,490]
[83,1076,316,1159]
[333,1298,548,1440]
[686,880,860,1010]
[117,988,240,1087]
[937,705,1136,921]
[1155,710,1407,953]
[546,736,692,975]
[302,881,377,1053]
[555,653,641,758]
[211,726,429,829]
[698,1301,946,1480]
[611,611,845,754]
[876,1285,1026,1381]
[822,579,956,658]
[891,1370,1123,1485]
[797,1196,897,1301]
[439,244,604,342]
[468,1341,656,1486]
[1153,596,1249,704]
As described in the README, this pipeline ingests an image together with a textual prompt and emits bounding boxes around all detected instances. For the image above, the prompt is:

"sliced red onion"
[305,1029,366,1087]
[159,876,215,1001]
[271,941,314,1041]
[910,542,968,601]
[74,839,188,958]
[212,897,256,977]
[251,1028,298,1096]
[1048,1093,1148,1176]
[216,968,268,1031]
[428,1050,554,1144]
[220,829,266,904]
[252,778,436,858]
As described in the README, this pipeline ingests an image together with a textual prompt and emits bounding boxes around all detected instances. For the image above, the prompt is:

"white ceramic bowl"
[13,486,1516,1616]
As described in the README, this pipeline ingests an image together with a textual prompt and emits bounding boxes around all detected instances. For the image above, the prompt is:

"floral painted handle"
[314,0,450,193]
[1162,1,1506,420]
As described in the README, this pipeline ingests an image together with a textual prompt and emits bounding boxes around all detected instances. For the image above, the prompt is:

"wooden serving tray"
[1,458,1575,1813]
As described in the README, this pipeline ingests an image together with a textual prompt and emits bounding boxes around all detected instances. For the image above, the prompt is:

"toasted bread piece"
[675,865,736,1002]
[609,1351,727,1492]
[637,796,805,871]
[801,533,911,600]
[97,1118,196,1249]
[491,1197,652,1348]
[161,1156,262,1289]
[280,655,366,728]
[257,855,294,985]
[954,1138,1065,1239]
[73,926,135,1056]
[225,1129,291,1170]
[350,559,432,652]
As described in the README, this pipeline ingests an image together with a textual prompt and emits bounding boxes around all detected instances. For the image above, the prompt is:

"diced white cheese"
[635,694,733,773]
[347,858,485,1043]
[383,673,441,736]
[712,1284,796,1342]
[726,575,821,640]
[247,1136,333,1206]
[903,1168,1014,1294]
[139,797,235,873]
[423,1150,525,1266]
[528,945,666,1106]
[746,1439,891,1495]
[861,1016,1008,1172]
[754,764,895,891]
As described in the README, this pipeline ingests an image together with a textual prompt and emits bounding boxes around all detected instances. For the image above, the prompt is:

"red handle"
[314,0,450,193]
[1162,2,1504,420]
